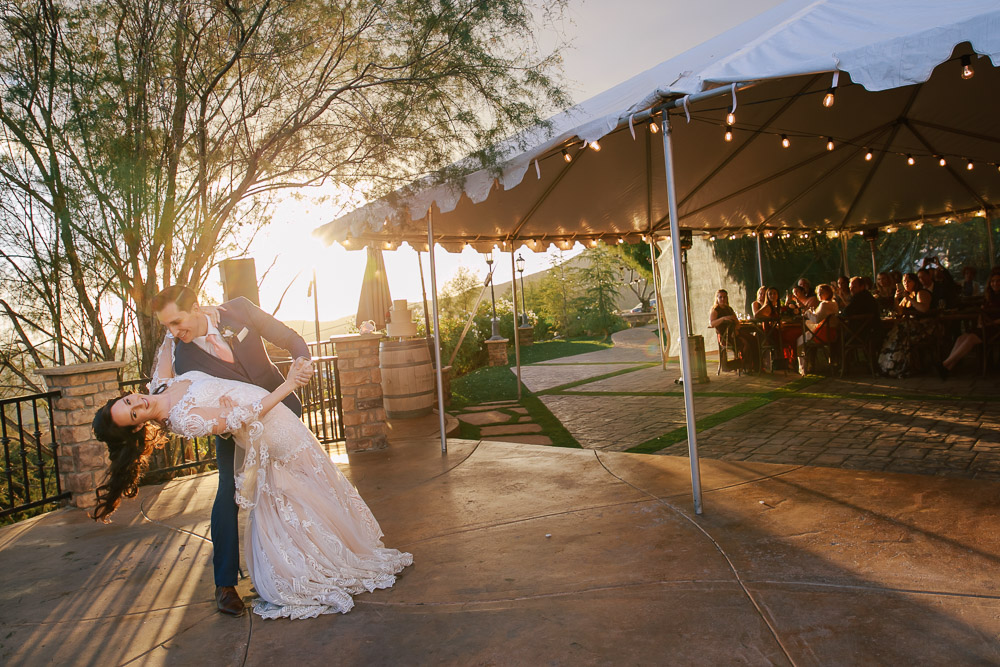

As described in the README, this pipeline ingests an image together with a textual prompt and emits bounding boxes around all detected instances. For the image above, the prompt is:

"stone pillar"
[486,338,509,367]
[330,333,387,452]
[36,361,126,510]
[517,325,534,346]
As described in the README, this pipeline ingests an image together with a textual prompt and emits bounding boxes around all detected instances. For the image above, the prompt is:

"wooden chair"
[838,314,878,377]
[756,320,788,374]
[982,313,1000,376]
[800,316,839,375]
[715,325,742,376]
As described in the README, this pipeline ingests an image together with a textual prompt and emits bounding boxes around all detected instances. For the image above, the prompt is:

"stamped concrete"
[479,423,543,436]
[2,440,996,665]
[517,362,644,392]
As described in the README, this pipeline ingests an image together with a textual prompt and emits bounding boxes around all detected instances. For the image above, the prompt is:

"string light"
[562,149,572,163]
[966,159,975,171]
[961,55,974,80]
[726,110,736,125]
[589,140,601,152]
[781,134,790,148]
[617,237,624,244]
[864,148,873,161]
[938,156,947,167]
[826,137,834,151]
[913,222,923,230]
[822,88,835,108]
[764,231,775,238]
[724,125,733,142]
[907,154,915,166]
[708,234,717,242]
[649,121,659,134]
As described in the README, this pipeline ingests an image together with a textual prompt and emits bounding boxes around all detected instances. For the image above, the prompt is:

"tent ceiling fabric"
[314,0,1000,252]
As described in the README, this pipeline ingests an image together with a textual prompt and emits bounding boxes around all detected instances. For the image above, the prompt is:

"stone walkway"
[453,400,554,445]
[466,326,1000,480]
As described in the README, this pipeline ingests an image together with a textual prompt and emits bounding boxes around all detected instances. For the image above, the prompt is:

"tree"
[577,243,625,339]
[440,266,482,317]
[616,243,656,311]
[0,0,569,384]
[535,250,577,335]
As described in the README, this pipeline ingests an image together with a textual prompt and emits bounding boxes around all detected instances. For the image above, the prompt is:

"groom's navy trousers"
[172,296,309,587]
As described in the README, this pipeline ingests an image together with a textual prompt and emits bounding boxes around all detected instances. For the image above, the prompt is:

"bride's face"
[111,394,155,428]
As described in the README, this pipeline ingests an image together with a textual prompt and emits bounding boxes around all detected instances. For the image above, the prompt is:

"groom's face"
[155,300,208,343]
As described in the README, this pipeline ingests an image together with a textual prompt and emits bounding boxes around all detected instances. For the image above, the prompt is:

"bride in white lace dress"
[91,339,412,620]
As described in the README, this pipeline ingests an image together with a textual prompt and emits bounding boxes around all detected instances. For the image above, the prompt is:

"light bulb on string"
[589,140,601,152]
[781,134,790,148]
[562,149,572,163]
[864,148,873,161]
[822,88,835,108]
[649,121,659,134]
[726,110,736,125]
[826,137,834,151]
[938,156,947,167]
[966,159,975,171]
[961,55,974,80]
[724,125,733,142]
[907,154,915,166]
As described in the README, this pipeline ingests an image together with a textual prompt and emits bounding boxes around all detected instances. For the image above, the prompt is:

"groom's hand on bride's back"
[218,395,237,409]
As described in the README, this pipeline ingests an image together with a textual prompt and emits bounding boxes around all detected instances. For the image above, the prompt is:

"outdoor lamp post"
[515,253,527,326]
[485,249,502,339]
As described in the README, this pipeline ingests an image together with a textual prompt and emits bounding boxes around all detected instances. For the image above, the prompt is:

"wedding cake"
[386,300,418,337]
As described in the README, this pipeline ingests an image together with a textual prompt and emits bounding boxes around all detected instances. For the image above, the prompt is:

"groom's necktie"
[206,333,235,363]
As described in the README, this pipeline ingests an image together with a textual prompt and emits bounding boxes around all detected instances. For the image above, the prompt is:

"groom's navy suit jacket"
[171,296,310,416]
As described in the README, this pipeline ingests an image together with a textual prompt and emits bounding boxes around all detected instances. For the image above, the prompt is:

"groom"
[151,285,312,617]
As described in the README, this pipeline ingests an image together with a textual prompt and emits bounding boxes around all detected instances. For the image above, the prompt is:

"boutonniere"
[220,326,249,343]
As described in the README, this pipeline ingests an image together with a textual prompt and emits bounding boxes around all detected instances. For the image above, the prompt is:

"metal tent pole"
[841,235,851,277]
[427,210,447,453]
[986,217,996,268]
[510,249,522,400]
[756,233,765,287]
[649,237,667,370]
[868,238,878,279]
[660,111,703,515]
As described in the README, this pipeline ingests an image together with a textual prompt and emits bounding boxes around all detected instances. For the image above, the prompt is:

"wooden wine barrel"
[379,338,435,419]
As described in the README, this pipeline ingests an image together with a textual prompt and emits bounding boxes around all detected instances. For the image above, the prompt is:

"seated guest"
[797,278,813,298]
[917,267,940,309]
[754,287,783,321]
[842,276,879,318]
[709,289,757,372]
[939,271,1000,378]
[878,272,935,378]
[890,270,903,293]
[751,286,768,318]
[796,284,839,374]
[791,284,818,311]
[834,275,851,308]
[961,266,980,298]
[875,271,896,313]
[934,267,960,309]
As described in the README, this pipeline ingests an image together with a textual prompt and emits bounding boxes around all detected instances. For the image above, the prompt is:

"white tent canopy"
[316,0,1000,251]
[315,0,1000,511]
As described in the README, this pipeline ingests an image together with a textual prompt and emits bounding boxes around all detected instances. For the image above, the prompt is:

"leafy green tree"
[0,0,569,378]
[440,267,483,318]
[577,243,625,339]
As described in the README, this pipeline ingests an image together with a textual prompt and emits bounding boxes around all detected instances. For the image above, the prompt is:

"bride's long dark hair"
[91,397,168,522]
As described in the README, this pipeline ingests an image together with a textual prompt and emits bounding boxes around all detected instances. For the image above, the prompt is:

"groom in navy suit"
[152,285,312,617]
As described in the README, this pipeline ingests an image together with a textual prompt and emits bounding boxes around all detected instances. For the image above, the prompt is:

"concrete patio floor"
[2,437,998,666]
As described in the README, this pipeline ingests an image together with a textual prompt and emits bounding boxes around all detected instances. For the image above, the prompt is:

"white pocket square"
[236,327,249,342]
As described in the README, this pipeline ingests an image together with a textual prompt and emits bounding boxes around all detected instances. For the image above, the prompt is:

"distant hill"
[284,315,356,342]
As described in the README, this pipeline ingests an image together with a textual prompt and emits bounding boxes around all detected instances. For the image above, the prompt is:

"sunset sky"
[242,0,785,324]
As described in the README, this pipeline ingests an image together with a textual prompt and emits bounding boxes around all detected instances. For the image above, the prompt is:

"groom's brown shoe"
[215,586,245,616]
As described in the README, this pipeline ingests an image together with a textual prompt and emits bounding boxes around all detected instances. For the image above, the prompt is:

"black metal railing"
[275,355,345,443]
[118,378,217,482]
[1,391,70,519]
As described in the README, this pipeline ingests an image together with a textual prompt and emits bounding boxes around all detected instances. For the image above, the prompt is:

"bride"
[90,342,412,620]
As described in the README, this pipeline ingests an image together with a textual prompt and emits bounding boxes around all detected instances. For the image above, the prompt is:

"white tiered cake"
[386,300,418,337]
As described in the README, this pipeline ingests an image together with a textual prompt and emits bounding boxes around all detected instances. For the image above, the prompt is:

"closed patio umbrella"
[356,245,392,330]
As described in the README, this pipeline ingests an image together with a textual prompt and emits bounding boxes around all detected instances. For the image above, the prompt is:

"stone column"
[486,338,509,367]
[36,361,126,510]
[330,333,387,452]
[517,325,534,346]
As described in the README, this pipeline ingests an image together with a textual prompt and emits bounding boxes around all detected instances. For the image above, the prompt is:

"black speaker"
[679,229,693,250]
[219,258,260,306]
[862,228,879,241]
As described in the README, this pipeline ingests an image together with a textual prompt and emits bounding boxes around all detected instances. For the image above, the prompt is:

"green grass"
[451,366,520,408]
[512,338,612,365]
[535,363,656,395]
[626,397,772,454]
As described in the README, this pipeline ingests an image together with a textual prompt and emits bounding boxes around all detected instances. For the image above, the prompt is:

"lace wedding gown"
[153,349,412,620]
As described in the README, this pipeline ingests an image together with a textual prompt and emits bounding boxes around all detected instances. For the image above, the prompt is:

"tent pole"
[427,211,447,453]
[510,249,522,400]
[840,235,850,277]
[417,250,430,331]
[868,238,878,279]
[755,234,765,287]
[649,237,667,370]
[660,111,703,515]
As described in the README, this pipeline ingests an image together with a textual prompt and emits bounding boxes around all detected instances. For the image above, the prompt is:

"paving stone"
[457,410,511,425]
[480,423,544,436]
[511,407,529,414]
[481,434,553,445]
